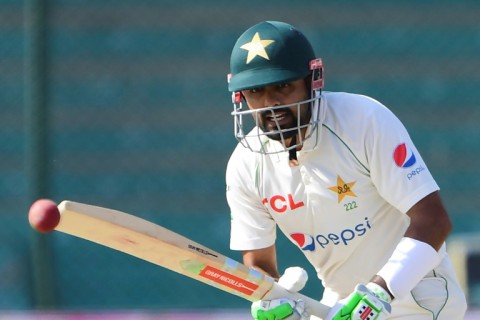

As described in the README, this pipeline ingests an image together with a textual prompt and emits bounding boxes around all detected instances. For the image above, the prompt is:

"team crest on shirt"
[328,175,357,203]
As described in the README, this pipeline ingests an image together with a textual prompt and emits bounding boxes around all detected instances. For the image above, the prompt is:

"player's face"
[241,79,311,142]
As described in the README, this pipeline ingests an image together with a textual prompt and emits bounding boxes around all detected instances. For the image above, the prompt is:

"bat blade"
[55,200,329,319]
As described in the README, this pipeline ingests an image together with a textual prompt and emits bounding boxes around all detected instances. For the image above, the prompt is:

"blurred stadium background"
[1,0,479,318]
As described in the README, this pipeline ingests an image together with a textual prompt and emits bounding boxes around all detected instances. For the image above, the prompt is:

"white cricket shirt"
[226,92,439,301]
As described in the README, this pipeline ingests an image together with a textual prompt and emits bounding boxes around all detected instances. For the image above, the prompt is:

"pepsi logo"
[290,217,372,251]
[290,233,315,251]
[393,143,416,168]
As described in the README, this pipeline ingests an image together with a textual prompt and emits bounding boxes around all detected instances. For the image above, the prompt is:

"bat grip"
[263,282,330,320]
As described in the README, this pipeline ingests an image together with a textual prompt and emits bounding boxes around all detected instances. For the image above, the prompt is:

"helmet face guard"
[229,58,324,154]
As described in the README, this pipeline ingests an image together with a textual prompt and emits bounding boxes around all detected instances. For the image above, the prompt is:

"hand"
[327,283,392,320]
[251,298,306,320]
[251,267,310,320]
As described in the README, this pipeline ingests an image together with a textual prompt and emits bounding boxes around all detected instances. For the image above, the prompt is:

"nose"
[264,89,281,108]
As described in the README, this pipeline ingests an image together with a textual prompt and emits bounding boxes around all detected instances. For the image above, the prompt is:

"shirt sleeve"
[226,150,277,251]
[366,102,439,213]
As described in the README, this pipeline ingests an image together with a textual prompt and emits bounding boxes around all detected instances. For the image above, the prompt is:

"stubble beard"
[258,103,311,142]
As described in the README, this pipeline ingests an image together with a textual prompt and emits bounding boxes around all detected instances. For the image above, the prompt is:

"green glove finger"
[331,292,364,320]
[252,302,295,320]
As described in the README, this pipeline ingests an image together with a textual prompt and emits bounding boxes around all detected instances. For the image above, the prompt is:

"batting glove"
[327,283,392,320]
[251,267,310,320]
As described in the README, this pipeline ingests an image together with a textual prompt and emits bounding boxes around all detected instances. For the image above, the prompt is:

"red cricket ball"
[28,199,61,233]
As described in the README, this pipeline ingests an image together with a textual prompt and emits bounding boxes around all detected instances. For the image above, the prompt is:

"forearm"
[242,245,281,280]
[371,192,451,299]
[375,236,443,300]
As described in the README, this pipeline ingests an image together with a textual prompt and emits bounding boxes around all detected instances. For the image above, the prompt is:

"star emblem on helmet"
[240,32,275,64]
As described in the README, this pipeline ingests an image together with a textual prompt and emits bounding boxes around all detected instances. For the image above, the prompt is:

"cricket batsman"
[225,21,467,319]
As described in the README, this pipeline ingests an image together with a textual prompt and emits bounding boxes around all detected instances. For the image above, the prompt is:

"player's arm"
[328,191,451,320]
[371,190,450,301]
[404,190,451,250]
[371,191,451,295]
[242,244,281,280]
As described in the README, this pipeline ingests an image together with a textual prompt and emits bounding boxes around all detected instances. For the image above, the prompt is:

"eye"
[249,87,263,93]
[278,83,290,88]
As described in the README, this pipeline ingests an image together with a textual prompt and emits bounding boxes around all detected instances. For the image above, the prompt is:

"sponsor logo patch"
[290,217,372,251]
[290,233,316,251]
[393,143,416,168]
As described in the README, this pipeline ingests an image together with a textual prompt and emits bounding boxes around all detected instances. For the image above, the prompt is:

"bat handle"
[264,282,330,320]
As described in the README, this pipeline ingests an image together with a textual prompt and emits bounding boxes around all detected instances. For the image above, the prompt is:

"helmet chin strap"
[288,134,299,167]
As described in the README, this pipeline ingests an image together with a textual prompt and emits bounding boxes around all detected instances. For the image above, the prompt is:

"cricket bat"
[55,200,330,319]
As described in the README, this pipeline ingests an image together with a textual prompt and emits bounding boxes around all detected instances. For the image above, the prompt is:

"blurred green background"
[1,0,479,314]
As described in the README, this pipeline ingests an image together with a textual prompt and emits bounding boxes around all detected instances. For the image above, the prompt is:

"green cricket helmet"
[227,21,324,157]
[228,20,317,92]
